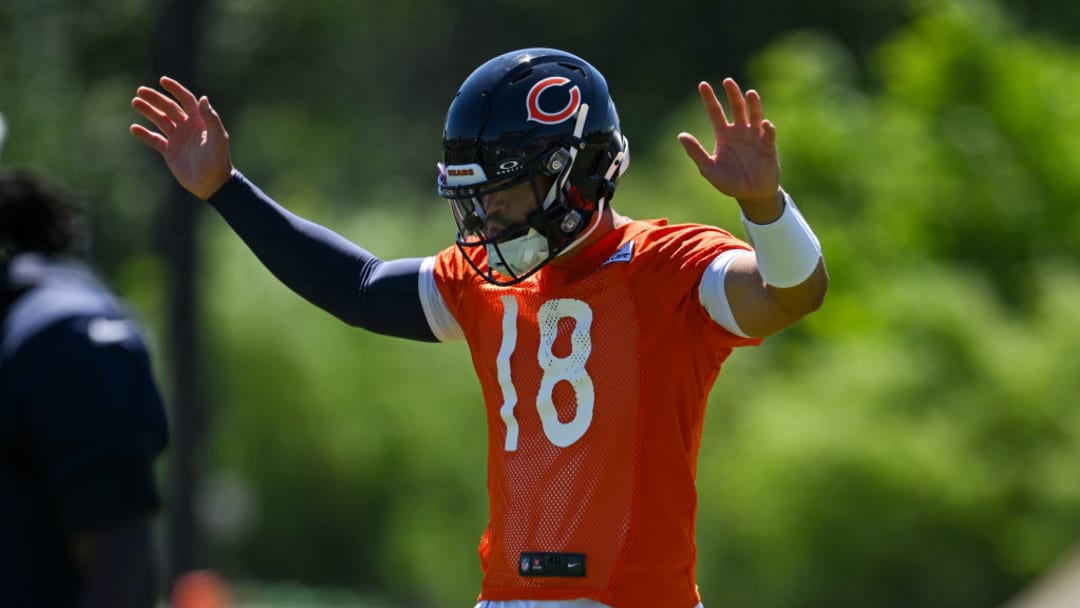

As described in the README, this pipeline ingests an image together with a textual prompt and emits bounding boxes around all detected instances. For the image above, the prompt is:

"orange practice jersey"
[432,219,762,608]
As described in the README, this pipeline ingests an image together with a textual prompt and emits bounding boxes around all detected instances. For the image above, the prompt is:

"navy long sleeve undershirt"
[207,172,438,342]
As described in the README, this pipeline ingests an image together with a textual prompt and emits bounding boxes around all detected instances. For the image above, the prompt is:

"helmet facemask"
[440,141,591,285]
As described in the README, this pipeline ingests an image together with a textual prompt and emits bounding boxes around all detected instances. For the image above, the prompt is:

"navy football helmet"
[437,48,629,285]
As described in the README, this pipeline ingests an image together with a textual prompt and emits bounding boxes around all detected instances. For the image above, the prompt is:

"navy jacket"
[0,254,168,607]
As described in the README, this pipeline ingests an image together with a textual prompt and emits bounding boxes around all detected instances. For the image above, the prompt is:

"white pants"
[476,601,705,608]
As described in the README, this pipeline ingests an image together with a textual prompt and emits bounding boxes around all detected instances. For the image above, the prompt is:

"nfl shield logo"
[520,556,531,573]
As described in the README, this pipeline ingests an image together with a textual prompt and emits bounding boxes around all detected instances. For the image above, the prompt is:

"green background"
[3,0,1080,605]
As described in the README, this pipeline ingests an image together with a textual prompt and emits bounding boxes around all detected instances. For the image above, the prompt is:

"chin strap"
[598,139,628,205]
[589,136,629,209]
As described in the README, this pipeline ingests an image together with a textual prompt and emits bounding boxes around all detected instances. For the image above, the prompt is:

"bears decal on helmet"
[526,77,582,125]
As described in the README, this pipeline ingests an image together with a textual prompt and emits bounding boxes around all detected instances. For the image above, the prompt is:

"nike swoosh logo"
[88,318,135,344]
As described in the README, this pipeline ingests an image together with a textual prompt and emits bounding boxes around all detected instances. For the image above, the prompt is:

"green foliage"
[696,264,1080,607]
[690,2,1080,606]
[753,0,1080,306]
[0,0,164,273]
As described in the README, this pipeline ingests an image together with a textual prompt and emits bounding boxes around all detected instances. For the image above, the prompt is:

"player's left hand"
[677,78,781,206]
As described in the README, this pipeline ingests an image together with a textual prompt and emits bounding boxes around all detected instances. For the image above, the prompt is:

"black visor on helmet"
[440,145,570,243]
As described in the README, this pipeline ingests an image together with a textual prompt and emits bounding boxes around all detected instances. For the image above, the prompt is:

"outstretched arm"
[130,78,437,341]
[208,173,437,341]
[679,79,828,337]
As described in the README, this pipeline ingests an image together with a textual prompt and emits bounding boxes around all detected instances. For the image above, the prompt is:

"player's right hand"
[130,77,234,200]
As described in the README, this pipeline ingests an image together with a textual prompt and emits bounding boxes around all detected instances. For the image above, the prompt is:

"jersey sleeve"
[8,316,168,537]
[418,255,464,342]
[425,245,484,342]
[698,248,754,338]
[633,223,762,348]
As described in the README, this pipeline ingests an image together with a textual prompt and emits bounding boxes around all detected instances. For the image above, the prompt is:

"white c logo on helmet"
[526,77,581,125]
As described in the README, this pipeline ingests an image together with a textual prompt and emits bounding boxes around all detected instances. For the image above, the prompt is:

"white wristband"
[741,191,822,288]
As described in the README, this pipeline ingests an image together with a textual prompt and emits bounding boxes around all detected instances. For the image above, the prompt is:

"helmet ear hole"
[559,210,582,234]
[543,149,571,175]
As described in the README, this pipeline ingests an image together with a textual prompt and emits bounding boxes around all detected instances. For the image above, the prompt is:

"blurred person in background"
[0,158,169,608]
[131,48,827,607]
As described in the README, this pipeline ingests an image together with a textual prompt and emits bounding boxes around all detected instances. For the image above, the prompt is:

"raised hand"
[677,78,781,217]
[130,77,234,200]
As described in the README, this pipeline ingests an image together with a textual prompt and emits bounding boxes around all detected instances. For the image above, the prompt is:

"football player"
[131,48,827,608]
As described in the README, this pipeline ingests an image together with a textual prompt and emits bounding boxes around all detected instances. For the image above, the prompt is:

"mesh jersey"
[432,219,762,608]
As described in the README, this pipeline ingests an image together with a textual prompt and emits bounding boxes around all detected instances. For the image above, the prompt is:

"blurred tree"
[147,0,213,593]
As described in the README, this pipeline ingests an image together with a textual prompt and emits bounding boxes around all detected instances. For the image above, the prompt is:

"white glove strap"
[741,191,822,288]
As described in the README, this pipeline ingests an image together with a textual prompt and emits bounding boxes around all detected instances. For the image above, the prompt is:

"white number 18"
[497,296,595,451]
